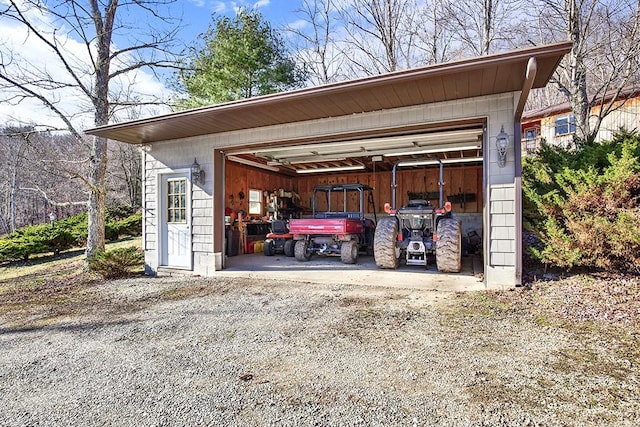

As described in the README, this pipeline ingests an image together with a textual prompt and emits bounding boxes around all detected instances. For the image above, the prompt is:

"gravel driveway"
[1,275,638,426]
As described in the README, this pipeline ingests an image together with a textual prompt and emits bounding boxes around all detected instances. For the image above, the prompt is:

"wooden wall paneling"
[225,161,294,217]
[478,165,484,210]
[377,172,392,210]
[429,168,441,205]
[447,167,461,208]
[226,164,483,217]
[462,167,479,212]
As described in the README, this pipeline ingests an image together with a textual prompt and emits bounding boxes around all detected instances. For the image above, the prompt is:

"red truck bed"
[289,218,364,236]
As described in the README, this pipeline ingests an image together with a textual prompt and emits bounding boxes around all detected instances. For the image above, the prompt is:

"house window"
[555,115,576,136]
[167,178,187,223]
[524,127,539,152]
[248,189,262,215]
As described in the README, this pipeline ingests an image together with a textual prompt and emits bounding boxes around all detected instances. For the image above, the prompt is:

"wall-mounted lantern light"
[496,125,509,168]
[191,158,205,184]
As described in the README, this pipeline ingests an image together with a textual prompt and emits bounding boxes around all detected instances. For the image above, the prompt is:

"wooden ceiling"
[225,124,485,176]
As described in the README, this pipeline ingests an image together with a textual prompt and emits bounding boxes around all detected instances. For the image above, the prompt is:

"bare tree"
[339,0,414,75]
[531,0,640,142]
[0,0,180,259]
[407,0,460,65]
[289,0,349,85]
[0,127,87,233]
[107,141,142,208]
[445,0,523,56]
[0,127,31,233]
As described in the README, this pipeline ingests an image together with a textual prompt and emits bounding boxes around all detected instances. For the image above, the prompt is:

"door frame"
[158,168,192,270]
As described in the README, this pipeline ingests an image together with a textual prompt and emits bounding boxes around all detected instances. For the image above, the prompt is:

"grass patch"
[159,284,212,300]
[0,237,142,329]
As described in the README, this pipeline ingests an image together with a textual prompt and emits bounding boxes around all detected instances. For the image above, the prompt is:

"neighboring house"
[521,87,640,154]
[86,42,571,290]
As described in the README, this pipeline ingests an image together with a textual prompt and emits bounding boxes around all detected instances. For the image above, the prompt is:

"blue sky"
[177,0,303,45]
[0,0,307,130]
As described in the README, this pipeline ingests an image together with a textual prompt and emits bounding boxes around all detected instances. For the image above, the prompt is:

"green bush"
[0,236,47,261]
[0,208,142,262]
[0,224,74,261]
[43,227,76,255]
[88,246,144,279]
[523,130,640,272]
[58,212,88,244]
[106,211,142,241]
[106,205,137,221]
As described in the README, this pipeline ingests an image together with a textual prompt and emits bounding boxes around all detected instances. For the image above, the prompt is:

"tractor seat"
[271,220,289,234]
[407,199,431,208]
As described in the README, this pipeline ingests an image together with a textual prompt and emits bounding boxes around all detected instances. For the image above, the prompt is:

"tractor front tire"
[374,217,399,269]
[436,218,462,273]
[263,239,275,256]
[294,240,312,261]
[284,239,295,257]
[340,240,358,264]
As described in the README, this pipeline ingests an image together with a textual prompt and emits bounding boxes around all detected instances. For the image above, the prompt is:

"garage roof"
[86,42,572,145]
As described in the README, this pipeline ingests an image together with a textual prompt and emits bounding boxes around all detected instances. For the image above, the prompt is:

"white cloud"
[211,1,229,13]
[254,0,271,8]
[287,19,308,31]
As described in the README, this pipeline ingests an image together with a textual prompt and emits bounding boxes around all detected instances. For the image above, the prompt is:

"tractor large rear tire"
[374,217,399,269]
[340,240,358,264]
[294,240,312,261]
[284,239,295,257]
[436,218,462,273]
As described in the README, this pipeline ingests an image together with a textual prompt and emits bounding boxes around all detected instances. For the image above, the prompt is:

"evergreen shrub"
[88,246,144,278]
[0,208,142,262]
[523,130,640,272]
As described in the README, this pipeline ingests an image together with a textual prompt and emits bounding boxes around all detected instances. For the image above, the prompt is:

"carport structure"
[87,42,571,289]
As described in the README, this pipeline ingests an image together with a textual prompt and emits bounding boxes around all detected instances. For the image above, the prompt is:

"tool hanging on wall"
[237,211,246,254]
[446,188,476,209]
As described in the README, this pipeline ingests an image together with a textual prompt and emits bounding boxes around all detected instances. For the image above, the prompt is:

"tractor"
[373,159,462,272]
[263,219,295,257]
[288,183,376,264]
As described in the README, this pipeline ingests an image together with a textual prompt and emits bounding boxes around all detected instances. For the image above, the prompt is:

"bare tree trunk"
[567,0,591,142]
[9,162,18,233]
[85,136,108,259]
[8,135,28,232]
[84,0,116,260]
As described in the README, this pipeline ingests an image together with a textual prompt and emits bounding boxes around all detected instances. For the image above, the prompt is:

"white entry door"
[160,174,191,269]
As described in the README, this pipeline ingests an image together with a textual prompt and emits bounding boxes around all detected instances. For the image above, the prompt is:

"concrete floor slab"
[218,253,486,292]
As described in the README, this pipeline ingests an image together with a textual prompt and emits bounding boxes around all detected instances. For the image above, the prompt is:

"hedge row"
[0,209,142,262]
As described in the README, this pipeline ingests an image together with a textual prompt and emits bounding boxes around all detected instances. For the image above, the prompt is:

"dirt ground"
[1,265,638,426]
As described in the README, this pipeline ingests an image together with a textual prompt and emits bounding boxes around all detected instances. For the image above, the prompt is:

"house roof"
[522,85,640,121]
[85,42,572,145]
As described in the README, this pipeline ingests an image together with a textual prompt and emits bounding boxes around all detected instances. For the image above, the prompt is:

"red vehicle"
[263,219,295,257]
[288,184,376,264]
